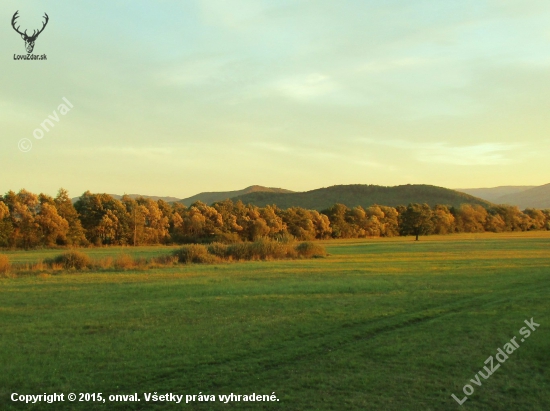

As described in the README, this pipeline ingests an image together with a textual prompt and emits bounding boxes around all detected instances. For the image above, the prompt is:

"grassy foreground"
[1,233,549,410]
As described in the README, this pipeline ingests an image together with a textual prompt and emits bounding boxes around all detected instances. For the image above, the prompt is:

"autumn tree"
[378,205,399,237]
[0,201,11,247]
[157,199,174,243]
[485,213,507,232]
[121,196,147,246]
[3,190,40,248]
[136,198,170,244]
[74,191,107,245]
[210,200,243,242]
[281,207,316,240]
[399,203,433,241]
[36,200,69,246]
[454,204,487,233]
[75,192,131,245]
[523,209,546,230]
[485,205,532,232]
[260,205,286,237]
[431,205,455,235]
[324,204,354,238]
[309,210,332,239]
[541,210,550,230]
[169,202,187,242]
[54,188,87,245]
[97,209,119,244]
[0,202,9,221]
[346,206,370,237]
[179,201,223,240]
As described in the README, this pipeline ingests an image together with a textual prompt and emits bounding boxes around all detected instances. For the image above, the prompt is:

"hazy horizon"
[3,1,550,198]
[1,182,547,201]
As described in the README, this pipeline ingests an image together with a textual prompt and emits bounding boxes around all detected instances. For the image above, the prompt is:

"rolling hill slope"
[495,183,550,209]
[456,186,535,203]
[180,185,294,206]
[228,184,492,210]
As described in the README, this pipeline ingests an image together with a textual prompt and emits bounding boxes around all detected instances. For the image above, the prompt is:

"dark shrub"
[173,240,324,264]
[49,251,91,270]
[225,242,253,260]
[273,232,296,244]
[250,238,294,260]
[173,244,217,264]
[213,232,242,244]
[225,239,295,260]
[295,242,327,258]
[208,242,228,258]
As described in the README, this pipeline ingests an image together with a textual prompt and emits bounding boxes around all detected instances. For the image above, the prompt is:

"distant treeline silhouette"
[0,189,549,248]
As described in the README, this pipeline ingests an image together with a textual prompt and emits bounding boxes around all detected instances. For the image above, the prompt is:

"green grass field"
[1,233,549,410]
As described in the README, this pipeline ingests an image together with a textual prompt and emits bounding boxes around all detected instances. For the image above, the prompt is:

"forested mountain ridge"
[229,184,492,210]
[69,184,490,210]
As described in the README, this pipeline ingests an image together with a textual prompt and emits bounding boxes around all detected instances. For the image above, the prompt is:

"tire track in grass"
[134,278,548,393]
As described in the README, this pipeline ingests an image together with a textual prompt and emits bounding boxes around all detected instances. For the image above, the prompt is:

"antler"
[11,11,27,37]
[29,13,49,39]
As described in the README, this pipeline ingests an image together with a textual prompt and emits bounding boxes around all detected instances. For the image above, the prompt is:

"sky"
[2,0,550,199]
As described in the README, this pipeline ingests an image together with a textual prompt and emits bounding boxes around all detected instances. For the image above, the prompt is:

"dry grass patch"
[0,254,12,277]
[114,254,136,270]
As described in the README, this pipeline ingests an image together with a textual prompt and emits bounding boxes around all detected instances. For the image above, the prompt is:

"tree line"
[0,188,549,248]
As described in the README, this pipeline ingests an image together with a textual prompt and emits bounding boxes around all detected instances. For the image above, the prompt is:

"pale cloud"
[158,59,225,87]
[67,146,173,158]
[156,57,245,88]
[272,73,339,100]
[356,57,431,73]
[251,142,291,152]
[358,138,522,166]
[197,0,268,29]
[352,159,393,170]
[250,140,396,170]
[417,143,522,166]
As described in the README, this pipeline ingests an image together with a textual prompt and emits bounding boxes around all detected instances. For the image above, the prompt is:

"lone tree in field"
[399,203,433,241]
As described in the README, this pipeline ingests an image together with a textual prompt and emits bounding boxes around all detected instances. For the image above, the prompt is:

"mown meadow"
[1,232,549,410]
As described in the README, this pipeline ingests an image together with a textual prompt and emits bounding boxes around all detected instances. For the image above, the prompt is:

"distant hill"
[72,194,182,204]
[228,184,492,210]
[67,183,505,210]
[494,183,550,209]
[457,184,550,209]
[456,186,535,203]
[180,185,295,207]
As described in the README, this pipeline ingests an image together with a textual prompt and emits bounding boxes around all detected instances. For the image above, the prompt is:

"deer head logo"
[11,11,49,54]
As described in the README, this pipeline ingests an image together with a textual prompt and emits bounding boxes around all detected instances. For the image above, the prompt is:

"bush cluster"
[175,239,326,263]
[46,251,91,270]
[295,242,327,258]
[1,240,327,277]
[173,244,217,264]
